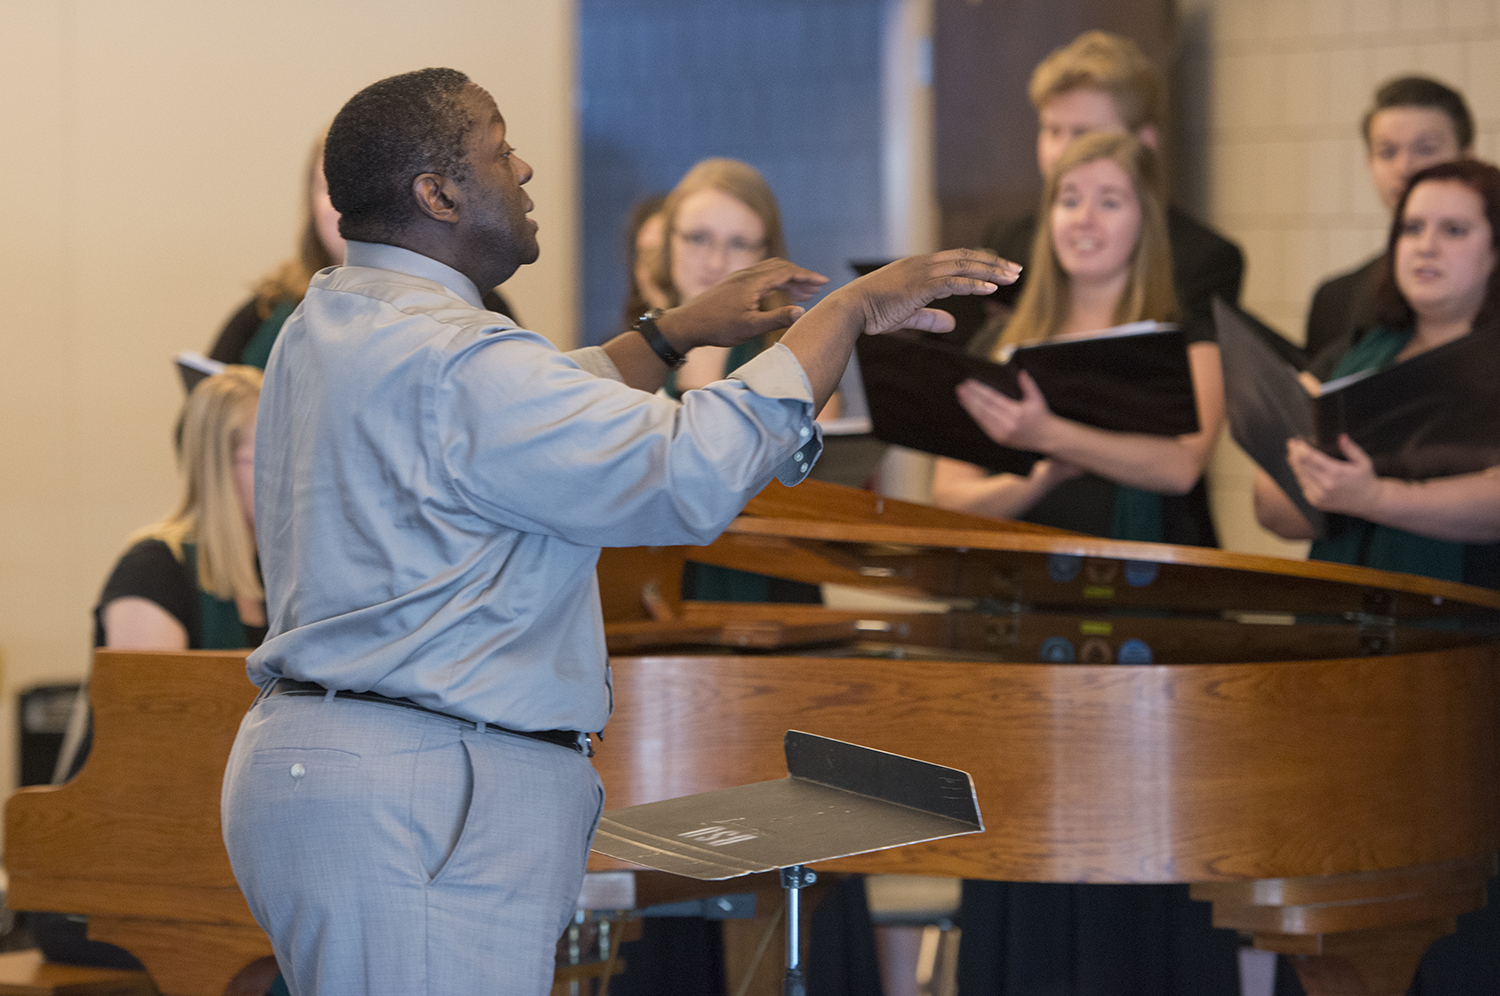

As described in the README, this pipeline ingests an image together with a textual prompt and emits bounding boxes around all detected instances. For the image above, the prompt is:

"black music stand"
[591,731,984,996]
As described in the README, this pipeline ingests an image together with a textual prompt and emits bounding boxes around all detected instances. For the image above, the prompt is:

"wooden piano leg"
[1193,855,1497,996]
[1258,920,1453,996]
[88,916,273,996]
[224,957,281,996]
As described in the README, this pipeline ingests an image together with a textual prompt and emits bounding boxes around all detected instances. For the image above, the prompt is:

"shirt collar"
[343,241,486,309]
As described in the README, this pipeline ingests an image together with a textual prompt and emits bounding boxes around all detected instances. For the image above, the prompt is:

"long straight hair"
[996,132,1178,355]
[132,367,263,603]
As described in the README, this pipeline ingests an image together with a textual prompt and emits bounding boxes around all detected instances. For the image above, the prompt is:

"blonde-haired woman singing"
[933,131,1222,546]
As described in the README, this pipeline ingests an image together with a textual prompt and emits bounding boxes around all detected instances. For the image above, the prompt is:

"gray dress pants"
[222,691,603,996]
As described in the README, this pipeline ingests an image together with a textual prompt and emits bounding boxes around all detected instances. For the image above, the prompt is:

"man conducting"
[220,68,1017,996]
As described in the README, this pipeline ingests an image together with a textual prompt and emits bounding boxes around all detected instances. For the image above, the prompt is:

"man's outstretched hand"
[656,258,829,351]
[778,249,1022,412]
[839,249,1022,337]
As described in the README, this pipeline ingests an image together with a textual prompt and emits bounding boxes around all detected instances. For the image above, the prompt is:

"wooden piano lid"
[601,479,1500,663]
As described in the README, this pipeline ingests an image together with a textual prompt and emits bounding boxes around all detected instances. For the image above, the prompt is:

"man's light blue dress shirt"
[247,241,821,732]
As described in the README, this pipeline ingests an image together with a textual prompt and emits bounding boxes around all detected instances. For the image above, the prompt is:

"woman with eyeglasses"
[653,157,789,396]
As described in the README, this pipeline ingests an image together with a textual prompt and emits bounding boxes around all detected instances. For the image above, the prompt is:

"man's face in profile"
[451,86,540,281]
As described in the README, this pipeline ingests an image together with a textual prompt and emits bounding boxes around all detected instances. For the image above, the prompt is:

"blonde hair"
[1029,31,1165,135]
[997,132,1178,353]
[251,132,336,319]
[132,367,264,603]
[655,157,788,308]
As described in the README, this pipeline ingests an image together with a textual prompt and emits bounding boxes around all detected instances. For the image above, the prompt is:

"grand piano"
[7,480,1500,996]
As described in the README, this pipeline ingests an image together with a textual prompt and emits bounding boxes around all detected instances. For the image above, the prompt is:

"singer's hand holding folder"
[856,321,1198,475]
[1214,298,1500,538]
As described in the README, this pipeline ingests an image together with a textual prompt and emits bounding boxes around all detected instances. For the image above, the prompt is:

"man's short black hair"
[1362,76,1474,151]
[325,68,479,243]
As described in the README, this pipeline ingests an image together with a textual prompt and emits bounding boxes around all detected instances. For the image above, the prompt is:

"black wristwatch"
[633,308,686,370]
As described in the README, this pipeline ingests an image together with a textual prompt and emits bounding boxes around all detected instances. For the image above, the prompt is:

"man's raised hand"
[840,250,1022,337]
[656,258,828,351]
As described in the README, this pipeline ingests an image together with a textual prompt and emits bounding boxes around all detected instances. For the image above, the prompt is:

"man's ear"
[412,173,460,224]
[1135,124,1161,152]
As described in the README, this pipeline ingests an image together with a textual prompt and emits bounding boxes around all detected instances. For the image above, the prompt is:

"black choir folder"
[1214,298,1500,538]
[856,321,1198,475]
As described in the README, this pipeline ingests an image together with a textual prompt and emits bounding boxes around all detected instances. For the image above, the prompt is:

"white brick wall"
[1191,0,1500,555]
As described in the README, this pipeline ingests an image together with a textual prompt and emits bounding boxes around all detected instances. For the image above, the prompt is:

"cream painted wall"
[1189,0,1500,556]
[0,2,576,806]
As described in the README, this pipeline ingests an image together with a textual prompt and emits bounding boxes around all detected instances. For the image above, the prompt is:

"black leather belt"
[265,678,591,756]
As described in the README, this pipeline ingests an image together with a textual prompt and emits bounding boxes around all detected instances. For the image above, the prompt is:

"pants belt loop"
[475,720,487,734]
[251,680,278,709]
[323,687,338,703]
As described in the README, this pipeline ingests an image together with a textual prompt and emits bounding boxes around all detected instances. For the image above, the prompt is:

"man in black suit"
[1303,76,1473,364]
[982,31,1243,342]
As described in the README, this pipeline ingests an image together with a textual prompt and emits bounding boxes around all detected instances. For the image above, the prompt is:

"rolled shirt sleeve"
[440,337,821,547]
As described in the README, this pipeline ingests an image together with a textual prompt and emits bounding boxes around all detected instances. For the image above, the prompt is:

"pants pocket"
[419,738,477,884]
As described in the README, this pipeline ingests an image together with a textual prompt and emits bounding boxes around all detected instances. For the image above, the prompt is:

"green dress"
[93,539,262,650]
[1308,326,1499,589]
[239,300,298,370]
[181,543,259,649]
[661,337,767,400]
